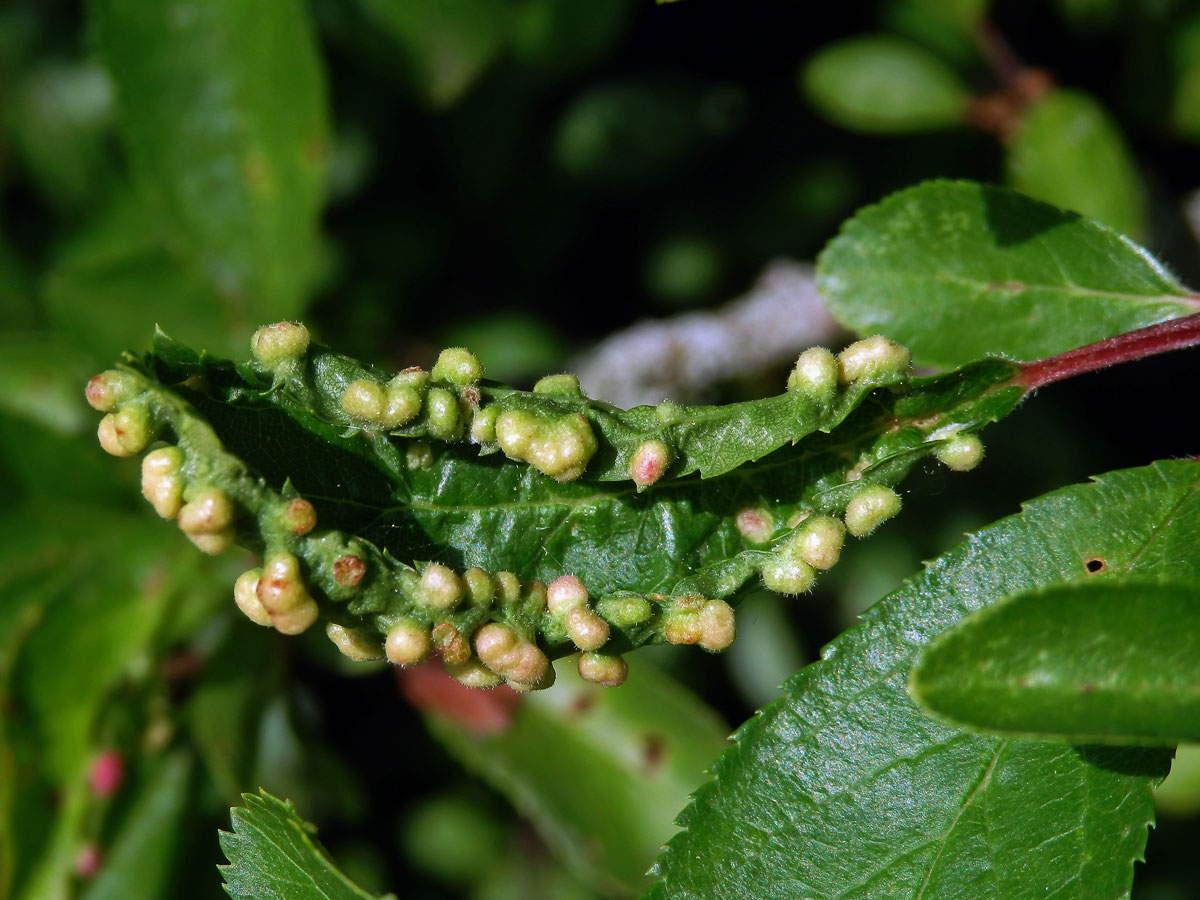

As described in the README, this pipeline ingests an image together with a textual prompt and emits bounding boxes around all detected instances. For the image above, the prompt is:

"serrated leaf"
[424,658,729,895]
[910,578,1200,744]
[90,328,1021,669]
[1008,89,1146,241]
[818,180,1199,367]
[646,459,1198,900]
[801,36,969,133]
[92,0,328,321]
[219,790,383,900]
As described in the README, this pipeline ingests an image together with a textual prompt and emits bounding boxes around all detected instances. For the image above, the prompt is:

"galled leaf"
[910,578,1200,744]
[83,323,1020,690]
[646,460,1197,900]
[817,180,1199,367]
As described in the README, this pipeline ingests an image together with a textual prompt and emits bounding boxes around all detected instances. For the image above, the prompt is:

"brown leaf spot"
[333,555,366,587]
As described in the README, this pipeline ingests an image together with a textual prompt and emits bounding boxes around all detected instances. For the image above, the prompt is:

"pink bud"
[89,749,124,798]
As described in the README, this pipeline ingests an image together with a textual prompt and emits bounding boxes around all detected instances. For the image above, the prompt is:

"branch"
[1016,312,1200,390]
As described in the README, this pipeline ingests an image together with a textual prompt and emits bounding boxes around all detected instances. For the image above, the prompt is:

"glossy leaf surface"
[646,460,1197,900]
[911,578,1200,743]
[818,180,1198,367]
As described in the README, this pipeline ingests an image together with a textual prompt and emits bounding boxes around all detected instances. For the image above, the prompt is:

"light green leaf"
[647,459,1198,899]
[357,0,509,108]
[1008,89,1146,241]
[818,180,1198,367]
[425,658,729,895]
[910,578,1200,744]
[801,36,969,133]
[92,0,329,320]
[219,790,384,900]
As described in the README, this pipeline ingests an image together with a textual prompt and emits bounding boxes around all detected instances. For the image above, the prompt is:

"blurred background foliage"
[3,0,1200,898]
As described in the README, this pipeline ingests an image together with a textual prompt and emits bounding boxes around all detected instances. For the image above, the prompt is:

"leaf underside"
[645,459,1198,900]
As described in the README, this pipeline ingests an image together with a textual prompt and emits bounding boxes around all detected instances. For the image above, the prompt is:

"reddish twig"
[1015,311,1200,390]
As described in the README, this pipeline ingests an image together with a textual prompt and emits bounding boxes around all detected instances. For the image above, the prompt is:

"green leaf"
[1169,14,1200,141]
[910,578,1200,744]
[357,0,509,108]
[5,60,116,213]
[800,36,969,133]
[80,752,193,900]
[425,657,729,895]
[219,790,383,900]
[92,0,329,320]
[0,333,93,434]
[44,191,251,363]
[6,505,192,782]
[1007,89,1146,241]
[818,180,1199,367]
[647,459,1198,900]
[186,622,282,803]
[887,0,986,33]
[85,326,1021,677]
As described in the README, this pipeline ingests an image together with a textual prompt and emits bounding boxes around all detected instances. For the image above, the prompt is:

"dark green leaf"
[910,578,1200,744]
[357,0,509,108]
[219,790,383,900]
[426,658,729,895]
[92,0,329,321]
[647,459,1198,900]
[1008,89,1146,241]
[1170,15,1200,141]
[818,180,1198,367]
[186,623,282,803]
[801,36,969,133]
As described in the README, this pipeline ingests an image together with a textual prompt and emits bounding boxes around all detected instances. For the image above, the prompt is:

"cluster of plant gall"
[86,321,984,692]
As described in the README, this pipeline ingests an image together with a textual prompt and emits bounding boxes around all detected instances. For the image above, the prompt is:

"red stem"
[975,19,1024,89]
[1015,312,1200,390]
